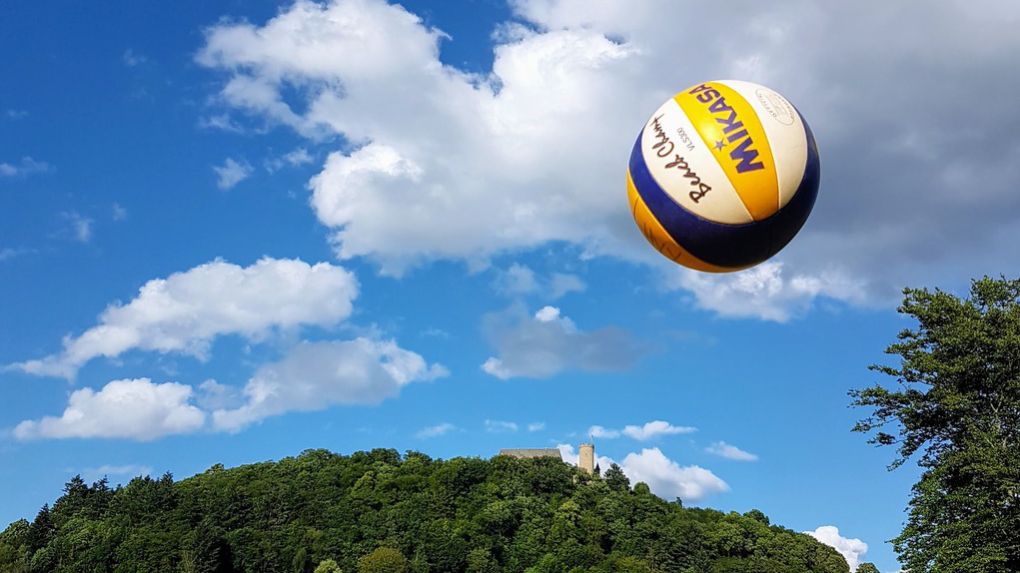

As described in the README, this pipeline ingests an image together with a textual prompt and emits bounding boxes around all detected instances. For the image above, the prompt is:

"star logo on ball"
[714,139,726,151]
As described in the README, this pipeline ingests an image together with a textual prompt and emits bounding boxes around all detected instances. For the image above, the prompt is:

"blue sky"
[3,1,1020,571]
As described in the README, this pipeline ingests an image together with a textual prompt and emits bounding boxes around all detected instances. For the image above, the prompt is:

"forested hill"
[0,448,849,573]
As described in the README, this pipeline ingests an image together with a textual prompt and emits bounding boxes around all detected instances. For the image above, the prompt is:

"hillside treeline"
[0,449,849,573]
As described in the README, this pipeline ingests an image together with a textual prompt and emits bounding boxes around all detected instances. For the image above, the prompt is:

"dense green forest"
[0,449,850,573]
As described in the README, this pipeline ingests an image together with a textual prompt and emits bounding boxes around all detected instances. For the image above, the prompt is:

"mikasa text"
[649,115,713,204]
[688,84,766,173]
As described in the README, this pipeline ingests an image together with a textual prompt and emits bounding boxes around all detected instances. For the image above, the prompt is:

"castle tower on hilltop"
[499,443,597,474]
[579,443,595,474]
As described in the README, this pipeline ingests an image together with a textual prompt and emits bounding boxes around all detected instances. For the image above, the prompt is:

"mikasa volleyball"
[627,80,820,272]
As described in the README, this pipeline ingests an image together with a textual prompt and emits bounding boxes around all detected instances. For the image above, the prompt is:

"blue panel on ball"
[628,118,819,269]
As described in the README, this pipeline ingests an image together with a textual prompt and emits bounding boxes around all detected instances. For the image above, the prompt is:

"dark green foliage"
[852,277,1020,572]
[856,564,879,573]
[0,449,848,573]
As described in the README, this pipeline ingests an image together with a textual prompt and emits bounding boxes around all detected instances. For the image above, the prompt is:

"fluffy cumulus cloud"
[481,305,641,379]
[14,378,206,441]
[196,0,1020,318]
[804,526,869,571]
[706,441,759,462]
[621,448,730,502]
[212,338,447,432]
[559,444,728,503]
[11,258,359,379]
[16,338,444,440]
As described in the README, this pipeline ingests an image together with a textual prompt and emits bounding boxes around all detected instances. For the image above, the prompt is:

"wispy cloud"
[213,157,252,190]
[61,212,93,243]
[416,422,456,439]
[0,247,33,262]
[265,147,314,172]
[484,419,518,433]
[588,421,697,441]
[706,441,759,462]
[199,114,246,133]
[0,156,50,178]
[492,264,587,300]
[82,464,154,482]
[527,422,545,432]
[122,49,148,67]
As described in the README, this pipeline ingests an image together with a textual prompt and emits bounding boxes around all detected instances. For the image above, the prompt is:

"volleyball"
[627,80,820,272]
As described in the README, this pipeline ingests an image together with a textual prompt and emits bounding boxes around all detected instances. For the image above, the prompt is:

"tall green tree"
[852,277,1020,572]
[856,564,879,573]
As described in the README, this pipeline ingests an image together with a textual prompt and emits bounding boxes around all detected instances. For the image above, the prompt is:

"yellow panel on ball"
[626,80,820,272]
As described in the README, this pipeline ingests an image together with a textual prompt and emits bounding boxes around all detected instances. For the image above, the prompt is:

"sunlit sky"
[3,2,1019,571]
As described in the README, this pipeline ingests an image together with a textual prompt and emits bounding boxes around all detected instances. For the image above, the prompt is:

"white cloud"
[416,422,456,438]
[804,526,869,572]
[0,156,50,178]
[621,447,729,502]
[212,338,446,432]
[622,420,697,440]
[4,109,28,120]
[588,425,620,439]
[588,420,696,440]
[197,0,642,276]
[558,444,728,503]
[484,419,519,433]
[706,441,759,462]
[527,422,545,432]
[14,337,443,440]
[14,378,206,441]
[667,262,868,322]
[11,257,359,379]
[481,305,641,379]
[196,0,1020,318]
[213,157,253,189]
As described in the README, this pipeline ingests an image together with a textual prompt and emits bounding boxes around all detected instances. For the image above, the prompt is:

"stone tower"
[579,443,595,474]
